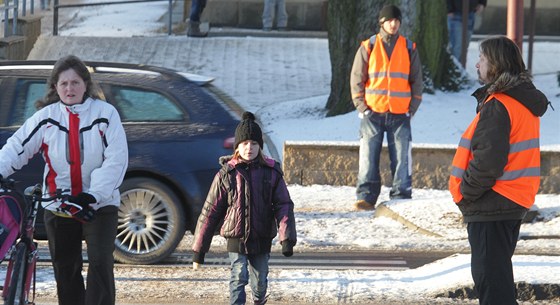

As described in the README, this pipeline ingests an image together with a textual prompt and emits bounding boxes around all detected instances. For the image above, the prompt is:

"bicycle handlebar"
[1,177,70,203]
[0,177,90,220]
[23,184,70,202]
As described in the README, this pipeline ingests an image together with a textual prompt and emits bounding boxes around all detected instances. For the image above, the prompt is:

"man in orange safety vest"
[449,36,550,305]
[350,4,423,211]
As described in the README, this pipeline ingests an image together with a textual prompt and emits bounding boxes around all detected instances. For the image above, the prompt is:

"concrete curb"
[374,203,443,238]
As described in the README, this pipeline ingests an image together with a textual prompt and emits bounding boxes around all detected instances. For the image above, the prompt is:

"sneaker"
[354,200,375,211]
[187,21,208,38]
[278,27,289,31]
[262,27,272,32]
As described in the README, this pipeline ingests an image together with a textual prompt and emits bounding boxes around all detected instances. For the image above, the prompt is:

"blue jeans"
[356,112,412,204]
[189,0,207,22]
[229,252,270,305]
[447,13,475,60]
[262,0,288,28]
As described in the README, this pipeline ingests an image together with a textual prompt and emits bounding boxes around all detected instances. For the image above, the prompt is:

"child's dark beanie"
[234,111,263,149]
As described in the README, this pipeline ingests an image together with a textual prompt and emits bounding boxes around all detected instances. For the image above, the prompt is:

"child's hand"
[281,240,294,257]
[193,262,201,270]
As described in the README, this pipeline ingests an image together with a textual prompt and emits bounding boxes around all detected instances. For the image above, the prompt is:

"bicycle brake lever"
[59,200,96,223]
[58,201,83,216]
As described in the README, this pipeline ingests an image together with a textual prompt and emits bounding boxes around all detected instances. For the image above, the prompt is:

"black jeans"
[467,220,521,305]
[44,206,118,305]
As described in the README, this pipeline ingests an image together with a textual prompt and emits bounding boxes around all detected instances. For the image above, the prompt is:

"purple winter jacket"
[191,155,297,263]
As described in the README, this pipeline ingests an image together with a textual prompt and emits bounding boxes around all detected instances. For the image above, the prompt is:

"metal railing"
[1,0,42,37]
[2,0,19,37]
[20,0,37,16]
[52,0,174,36]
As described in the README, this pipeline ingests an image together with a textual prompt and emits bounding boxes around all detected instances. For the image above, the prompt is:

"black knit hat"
[234,111,263,149]
[379,4,402,24]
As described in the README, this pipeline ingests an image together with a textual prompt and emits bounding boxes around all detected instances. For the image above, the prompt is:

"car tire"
[114,177,186,265]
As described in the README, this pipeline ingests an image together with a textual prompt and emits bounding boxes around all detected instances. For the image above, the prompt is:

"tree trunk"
[325,0,384,116]
[412,0,467,93]
[326,0,467,116]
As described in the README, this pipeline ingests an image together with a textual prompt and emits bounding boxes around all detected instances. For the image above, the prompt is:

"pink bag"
[0,194,23,261]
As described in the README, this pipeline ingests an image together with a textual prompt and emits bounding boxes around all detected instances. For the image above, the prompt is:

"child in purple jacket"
[191,111,297,305]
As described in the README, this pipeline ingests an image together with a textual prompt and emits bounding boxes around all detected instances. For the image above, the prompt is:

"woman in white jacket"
[0,55,128,305]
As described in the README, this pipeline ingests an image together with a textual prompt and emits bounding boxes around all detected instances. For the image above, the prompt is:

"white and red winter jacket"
[0,98,128,212]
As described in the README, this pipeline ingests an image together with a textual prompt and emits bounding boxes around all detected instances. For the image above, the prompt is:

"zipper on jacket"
[68,110,83,196]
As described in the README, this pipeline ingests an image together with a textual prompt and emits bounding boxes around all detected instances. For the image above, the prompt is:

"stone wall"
[182,0,560,35]
[0,16,42,60]
[283,141,560,194]
[0,35,26,60]
[184,0,329,31]
[480,0,560,36]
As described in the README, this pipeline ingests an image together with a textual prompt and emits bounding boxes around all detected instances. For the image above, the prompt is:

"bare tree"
[325,0,467,116]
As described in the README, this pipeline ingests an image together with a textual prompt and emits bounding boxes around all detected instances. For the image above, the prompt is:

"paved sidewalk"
[27,34,331,112]
[27,33,331,159]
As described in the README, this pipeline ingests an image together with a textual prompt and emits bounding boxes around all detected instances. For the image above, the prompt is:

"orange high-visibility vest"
[362,35,412,114]
[449,93,541,208]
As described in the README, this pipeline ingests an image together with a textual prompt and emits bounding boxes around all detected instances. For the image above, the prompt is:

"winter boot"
[354,200,376,211]
[187,21,208,38]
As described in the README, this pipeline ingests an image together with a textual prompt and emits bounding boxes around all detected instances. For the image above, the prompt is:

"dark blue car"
[0,60,239,264]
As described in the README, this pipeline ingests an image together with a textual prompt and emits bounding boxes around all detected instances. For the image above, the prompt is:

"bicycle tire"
[5,242,28,305]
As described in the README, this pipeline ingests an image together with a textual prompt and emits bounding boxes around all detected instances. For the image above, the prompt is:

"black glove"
[67,192,97,223]
[281,240,294,257]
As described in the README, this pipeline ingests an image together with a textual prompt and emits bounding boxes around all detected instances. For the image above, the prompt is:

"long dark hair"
[36,55,103,109]
[479,36,526,84]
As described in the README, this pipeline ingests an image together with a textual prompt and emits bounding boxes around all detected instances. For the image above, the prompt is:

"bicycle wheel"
[5,242,28,305]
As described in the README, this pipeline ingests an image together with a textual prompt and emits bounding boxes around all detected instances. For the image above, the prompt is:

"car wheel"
[114,177,186,264]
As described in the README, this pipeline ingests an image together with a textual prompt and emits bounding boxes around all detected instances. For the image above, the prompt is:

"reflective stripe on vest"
[448,93,541,208]
[363,35,412,114]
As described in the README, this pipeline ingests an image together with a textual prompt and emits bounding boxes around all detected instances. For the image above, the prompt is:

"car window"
[110,86,185,122]
[10,79,47,126]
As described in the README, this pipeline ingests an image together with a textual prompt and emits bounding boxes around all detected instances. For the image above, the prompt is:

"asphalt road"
[35,243,454,271]
[31,245,559,304]
[166,250,453,270]
[33,247,469,304]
